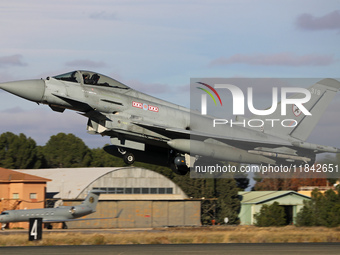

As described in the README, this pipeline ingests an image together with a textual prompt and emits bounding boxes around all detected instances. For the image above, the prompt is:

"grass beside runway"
[1,226,340,246]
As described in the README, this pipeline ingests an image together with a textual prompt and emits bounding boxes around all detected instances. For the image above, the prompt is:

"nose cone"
[0,79,45,103]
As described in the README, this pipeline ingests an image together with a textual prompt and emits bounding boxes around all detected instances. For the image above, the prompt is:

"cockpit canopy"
[52,71,130,89]
[0,211,9,215]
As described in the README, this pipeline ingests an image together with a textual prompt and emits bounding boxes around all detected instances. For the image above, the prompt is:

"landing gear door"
[110,137,145,151]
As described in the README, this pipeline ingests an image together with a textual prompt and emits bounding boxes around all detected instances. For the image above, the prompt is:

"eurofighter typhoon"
[0,71,339,175]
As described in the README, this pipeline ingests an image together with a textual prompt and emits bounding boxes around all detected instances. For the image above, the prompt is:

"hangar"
[17,167,201,228]
[238,191,311,225]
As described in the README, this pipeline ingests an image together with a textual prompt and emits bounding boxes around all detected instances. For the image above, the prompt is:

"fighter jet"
[0,190,120,230]
[0,71,339,175]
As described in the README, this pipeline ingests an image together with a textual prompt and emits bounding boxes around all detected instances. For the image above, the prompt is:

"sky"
[0,0,339,150]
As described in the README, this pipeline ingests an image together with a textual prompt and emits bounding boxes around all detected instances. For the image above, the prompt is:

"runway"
[1,243,340,255]
[0,228,153,235]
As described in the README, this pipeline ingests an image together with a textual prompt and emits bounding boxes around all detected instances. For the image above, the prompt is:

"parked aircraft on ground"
[0,190,121,230]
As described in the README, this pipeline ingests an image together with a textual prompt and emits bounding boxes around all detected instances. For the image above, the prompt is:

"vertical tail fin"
[260,78,340,141]
[81,190,102,212]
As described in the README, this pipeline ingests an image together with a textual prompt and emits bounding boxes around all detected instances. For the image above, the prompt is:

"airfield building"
[0,167,51,228]
[238,191,311,225]
[17,167,201,228]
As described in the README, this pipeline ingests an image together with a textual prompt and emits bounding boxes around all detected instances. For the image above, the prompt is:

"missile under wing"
[0,70,339,175]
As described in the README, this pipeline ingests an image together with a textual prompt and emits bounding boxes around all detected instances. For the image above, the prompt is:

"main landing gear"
[114,146,190,175]
[45,222,68,229]
[170,155,190,175]
[118,148,135,165]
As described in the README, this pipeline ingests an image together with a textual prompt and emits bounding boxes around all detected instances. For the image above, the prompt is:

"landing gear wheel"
[62,222,68,229]
[124,152,135,165]
[171,163,189,175]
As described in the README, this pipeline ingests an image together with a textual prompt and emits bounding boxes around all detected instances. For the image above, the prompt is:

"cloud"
[65,59,107,68]
[0,107,82,131]
[127,79,172,94]
[89,11,117,21]
[209,53,335,67]
[0,71,16,83]
[0,107,106,148]
[0,55,27,68]
[103,71,173,95]
[296,10,340,31]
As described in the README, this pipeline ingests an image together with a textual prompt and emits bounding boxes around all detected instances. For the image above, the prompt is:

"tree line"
[296,186,340,227]
[2,131,339,227]
[0,132,242,225]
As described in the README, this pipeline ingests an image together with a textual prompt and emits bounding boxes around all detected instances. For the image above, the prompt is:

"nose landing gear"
[118,148,135,165]
[124,152,135,165]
